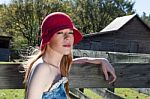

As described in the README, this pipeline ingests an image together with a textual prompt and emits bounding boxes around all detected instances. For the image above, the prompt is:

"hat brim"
[73,27,83,45]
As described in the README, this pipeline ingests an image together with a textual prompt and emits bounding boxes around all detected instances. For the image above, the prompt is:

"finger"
[108,67,116,78]
[109,72,117,84]
[109,75,117,84]
[102,67,109,81]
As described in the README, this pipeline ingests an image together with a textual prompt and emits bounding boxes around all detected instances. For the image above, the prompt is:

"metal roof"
[100,14,136,33]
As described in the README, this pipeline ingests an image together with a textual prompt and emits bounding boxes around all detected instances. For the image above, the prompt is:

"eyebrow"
[69,29,73,31]
[59,29,73,32]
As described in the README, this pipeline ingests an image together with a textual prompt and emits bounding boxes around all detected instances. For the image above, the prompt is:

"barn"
[74,14,150,54]
[0,36,12,61]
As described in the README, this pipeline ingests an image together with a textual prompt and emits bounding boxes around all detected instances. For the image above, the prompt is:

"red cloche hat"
[40,12,83,50]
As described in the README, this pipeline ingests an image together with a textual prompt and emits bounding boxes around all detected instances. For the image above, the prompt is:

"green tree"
[0,0,72,49]
[141,12,150,27]
[70,0,135,34]
[0,0,36,49]
[0,0,135,50]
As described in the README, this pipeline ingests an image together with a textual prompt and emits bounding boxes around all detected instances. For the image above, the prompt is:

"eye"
[57,32,63,34]
[68,31,73,34]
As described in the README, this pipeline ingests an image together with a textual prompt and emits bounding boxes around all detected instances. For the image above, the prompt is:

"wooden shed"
[0,36,12,61]
[74,14,150,54]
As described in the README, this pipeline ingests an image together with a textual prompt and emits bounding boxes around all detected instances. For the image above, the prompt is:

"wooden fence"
[0,63,150,89]
[0,49,150,98]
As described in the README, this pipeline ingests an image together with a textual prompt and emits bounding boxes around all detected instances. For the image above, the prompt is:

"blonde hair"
[24,45,72,98]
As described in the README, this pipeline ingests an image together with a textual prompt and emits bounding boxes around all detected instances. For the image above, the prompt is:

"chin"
[64,52,71,55]
[62,48,72,55]
[63,50,71,55]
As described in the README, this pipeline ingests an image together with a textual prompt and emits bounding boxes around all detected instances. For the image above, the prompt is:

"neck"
[43,46,63,69]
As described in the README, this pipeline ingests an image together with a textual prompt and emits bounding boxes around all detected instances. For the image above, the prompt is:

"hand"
[101,59,117,84]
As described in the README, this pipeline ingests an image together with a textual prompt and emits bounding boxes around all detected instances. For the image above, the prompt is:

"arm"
[73,57,116,84]
[26,63,53,99]
[73,57,105,64]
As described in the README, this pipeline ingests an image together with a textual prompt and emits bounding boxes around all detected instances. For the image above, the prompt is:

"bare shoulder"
[26,63,53,99]
[30,63,52,81]
[27,63,52,90]
[34,63,51,73]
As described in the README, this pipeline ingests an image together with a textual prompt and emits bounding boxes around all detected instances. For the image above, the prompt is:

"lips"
[63,44,71,47]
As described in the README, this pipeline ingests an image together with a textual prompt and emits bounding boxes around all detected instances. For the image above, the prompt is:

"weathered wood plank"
[69,91,80,99]
[113,63,150,88]
[73,49,150,63]
[69,63,150,88]
[70,88,90,99]
[73,49,108,58]
[0,63,150,89]
[69,63,108,88]
[0,64,24,89]
[108,52,150,63]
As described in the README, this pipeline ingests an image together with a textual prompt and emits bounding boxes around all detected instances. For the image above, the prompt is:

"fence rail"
[1,49,150,99]
[0,63,150,89]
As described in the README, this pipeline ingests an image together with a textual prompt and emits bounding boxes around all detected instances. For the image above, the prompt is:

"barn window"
[0,39,9,48]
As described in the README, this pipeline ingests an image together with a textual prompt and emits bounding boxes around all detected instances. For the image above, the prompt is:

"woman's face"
[48,28,74,55]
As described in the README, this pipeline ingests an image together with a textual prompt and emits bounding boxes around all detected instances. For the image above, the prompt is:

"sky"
[0,0,150,16]
[132,0,150,16]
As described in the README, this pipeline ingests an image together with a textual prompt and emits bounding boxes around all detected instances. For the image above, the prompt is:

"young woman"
[24,12,116,99]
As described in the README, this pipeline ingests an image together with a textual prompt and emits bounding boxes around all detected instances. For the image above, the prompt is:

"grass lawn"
[84,88,103,99]
[0,89,25,99]
[115,88,150,99]
[0,89,103,99]
[0,88,150,99]
[0,62,21,64]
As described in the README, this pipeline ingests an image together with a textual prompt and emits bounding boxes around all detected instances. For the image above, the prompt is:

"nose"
[64,33,70,39]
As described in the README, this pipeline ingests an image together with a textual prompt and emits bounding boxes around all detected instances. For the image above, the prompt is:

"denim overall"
[42,77,68,99]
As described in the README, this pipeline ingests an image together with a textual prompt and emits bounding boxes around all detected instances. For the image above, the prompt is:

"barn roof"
[0,36,12,40]
[100,14,136,33]
[84,14,150,37]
